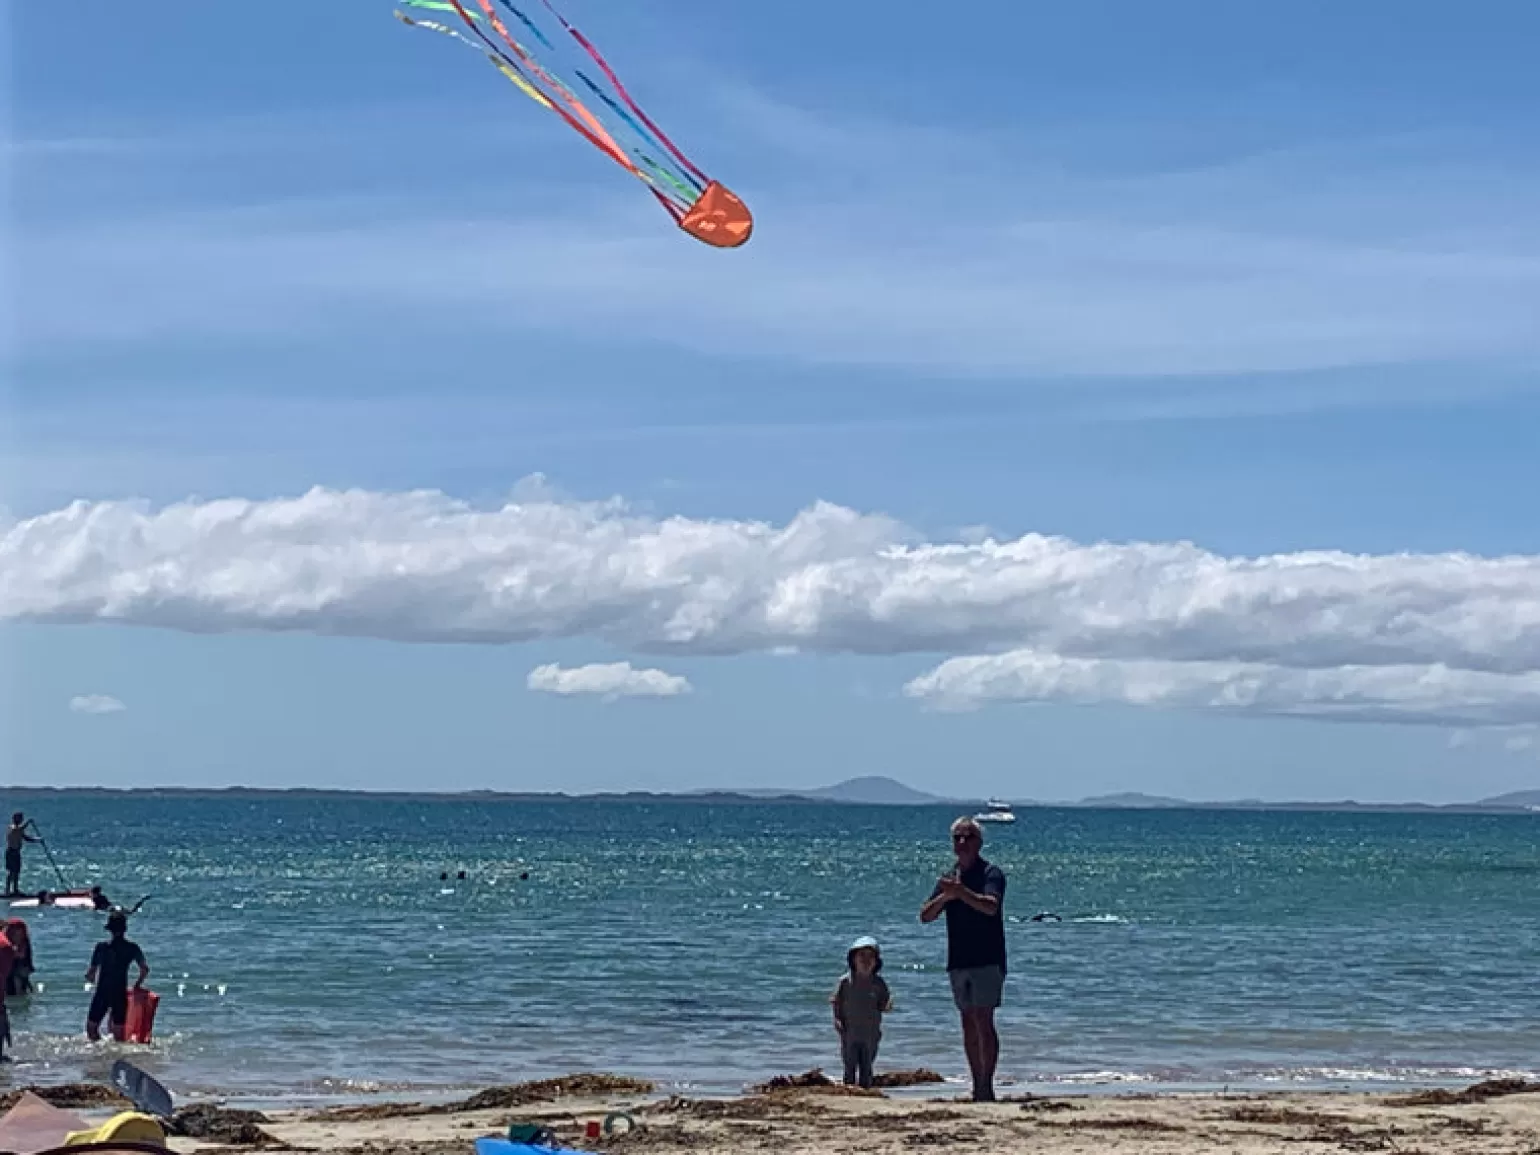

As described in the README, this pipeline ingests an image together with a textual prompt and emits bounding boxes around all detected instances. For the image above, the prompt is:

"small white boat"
[974,799,1016,824]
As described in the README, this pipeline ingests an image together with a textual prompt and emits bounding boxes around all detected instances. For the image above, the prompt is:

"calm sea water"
[2,795,1537,1104]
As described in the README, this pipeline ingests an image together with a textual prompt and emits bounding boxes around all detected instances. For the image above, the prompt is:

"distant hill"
[1480,789,1540,808]
[719,776,960,806]
[803,776,954,805]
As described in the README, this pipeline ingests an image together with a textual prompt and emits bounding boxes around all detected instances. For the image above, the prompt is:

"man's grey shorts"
[948,965,1005,1011]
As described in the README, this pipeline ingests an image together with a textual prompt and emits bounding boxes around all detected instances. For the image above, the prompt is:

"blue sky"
[4,0,1539,801]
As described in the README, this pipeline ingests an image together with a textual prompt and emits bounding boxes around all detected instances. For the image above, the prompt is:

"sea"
[2,794,1537,1105]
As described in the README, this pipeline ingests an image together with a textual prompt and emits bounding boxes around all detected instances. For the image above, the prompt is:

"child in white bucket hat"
[830,935,893,1088]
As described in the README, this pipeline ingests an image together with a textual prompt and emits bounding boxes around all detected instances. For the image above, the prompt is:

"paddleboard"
[7,896,96,910]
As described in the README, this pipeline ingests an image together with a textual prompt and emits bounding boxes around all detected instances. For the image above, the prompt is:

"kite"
[394,0,753,249]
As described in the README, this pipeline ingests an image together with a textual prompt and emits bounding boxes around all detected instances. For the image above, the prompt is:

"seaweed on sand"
[306,1073,655,1122]
[170,1104,281,1146]
[1385,1077,1540,1107]
[872,1070,947,1089]
[0,1085,130,1111]
[1217,1105,1368,1127]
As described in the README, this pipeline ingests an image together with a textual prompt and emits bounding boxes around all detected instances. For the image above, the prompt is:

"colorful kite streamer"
[396,0,753,248]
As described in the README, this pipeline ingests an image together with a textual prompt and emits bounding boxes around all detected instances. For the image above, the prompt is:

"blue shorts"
[949,965,1005,1011]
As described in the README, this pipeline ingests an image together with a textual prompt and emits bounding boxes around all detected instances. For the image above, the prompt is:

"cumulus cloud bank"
[527,662,692,700]
[69,694,126,715]
[903,652,1540,727]
[5,485,1540,726]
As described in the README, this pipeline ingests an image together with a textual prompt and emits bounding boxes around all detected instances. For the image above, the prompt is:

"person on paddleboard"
[5,815,40,898]
[85,912,150,1043]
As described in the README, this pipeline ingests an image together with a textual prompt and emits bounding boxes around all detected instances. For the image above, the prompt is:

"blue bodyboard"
[111,1059,175,1120]
[474,1140,561,1155]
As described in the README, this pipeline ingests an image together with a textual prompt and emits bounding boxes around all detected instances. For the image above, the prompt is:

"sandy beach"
[15,1071,1540,1155]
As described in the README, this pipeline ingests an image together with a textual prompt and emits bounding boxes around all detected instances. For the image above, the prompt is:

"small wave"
[14,1028,187,1064]
[998,1064,1540,1090]
[175,1076,467,1100]
[1255,1064,1540,1085]
[1008,913,1129,925]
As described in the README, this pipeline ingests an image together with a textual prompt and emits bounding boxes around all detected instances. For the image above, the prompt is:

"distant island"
[710,775,950,806]
[3,776,1537,814]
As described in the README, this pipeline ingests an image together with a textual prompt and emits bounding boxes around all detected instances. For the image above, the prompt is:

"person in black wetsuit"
[84,912,149,1042]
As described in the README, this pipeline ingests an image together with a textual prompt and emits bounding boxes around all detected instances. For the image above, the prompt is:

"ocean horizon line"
[1,781,1536,815]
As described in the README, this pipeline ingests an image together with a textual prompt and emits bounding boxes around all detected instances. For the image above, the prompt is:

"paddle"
[25,822,70,891]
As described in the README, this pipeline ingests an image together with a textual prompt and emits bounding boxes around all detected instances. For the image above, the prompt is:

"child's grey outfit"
[832,972,890,1088]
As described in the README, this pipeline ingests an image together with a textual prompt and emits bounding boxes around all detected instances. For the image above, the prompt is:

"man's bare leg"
[973,1008,999,1099]
[961,1009,998,1100]
[960,1013,986,1097]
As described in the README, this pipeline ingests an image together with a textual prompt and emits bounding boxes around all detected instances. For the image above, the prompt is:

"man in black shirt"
[920,816,1007,1101]
[84,912,149,1042]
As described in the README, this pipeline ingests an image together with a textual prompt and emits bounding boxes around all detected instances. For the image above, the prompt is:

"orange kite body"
[679,181,754,249]
[397,0,753,249]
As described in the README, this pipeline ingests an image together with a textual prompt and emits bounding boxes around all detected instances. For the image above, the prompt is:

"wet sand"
[149,1073,1540,1155]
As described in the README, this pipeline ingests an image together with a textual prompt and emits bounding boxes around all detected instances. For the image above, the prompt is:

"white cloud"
[5,484,1540,727]
[903,651,1540,727]
[6,486,1540,667]
[527,662,691,700]
[68,694,125,715]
